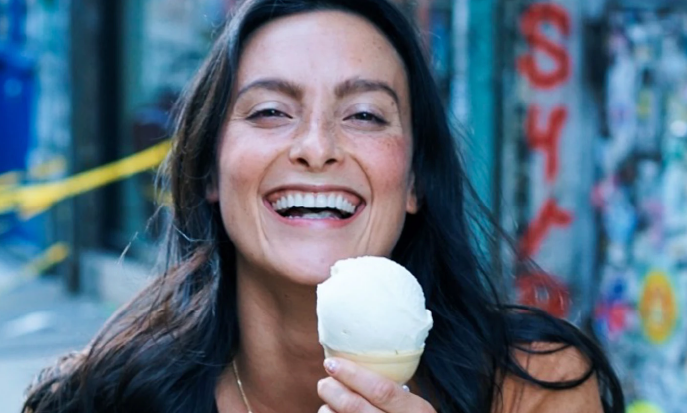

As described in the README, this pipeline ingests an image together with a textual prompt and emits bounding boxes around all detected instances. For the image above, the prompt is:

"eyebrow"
[235,77,400,107]
[236,78,304,101]
[335,78,400,107]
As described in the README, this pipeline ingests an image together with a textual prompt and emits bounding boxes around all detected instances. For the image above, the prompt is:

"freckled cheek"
[216,171,250,232]
[216,141,273,210]
[217,156,264,244]
[362,141,413,195]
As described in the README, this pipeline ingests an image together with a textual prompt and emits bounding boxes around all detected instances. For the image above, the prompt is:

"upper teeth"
[272,193,357,214]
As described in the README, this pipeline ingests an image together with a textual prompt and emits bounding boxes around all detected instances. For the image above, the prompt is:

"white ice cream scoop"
[317,256,433,384]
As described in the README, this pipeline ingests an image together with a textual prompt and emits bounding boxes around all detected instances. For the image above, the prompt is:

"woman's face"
[211,11,417,285]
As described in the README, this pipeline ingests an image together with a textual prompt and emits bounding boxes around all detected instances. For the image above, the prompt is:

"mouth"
[265,189,365,221]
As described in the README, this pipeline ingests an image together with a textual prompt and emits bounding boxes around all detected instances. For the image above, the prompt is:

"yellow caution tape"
[0,156,68,191]
[28,156,68,180]
[0,171,21,192]
[21,242,71,278]
[141,182,173,206]
[0,242,71,295]
[0,140,171,219]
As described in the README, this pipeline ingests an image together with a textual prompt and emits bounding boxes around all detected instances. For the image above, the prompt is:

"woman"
[24,0,624,412]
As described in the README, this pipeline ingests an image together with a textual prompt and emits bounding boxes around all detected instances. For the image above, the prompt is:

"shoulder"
[492,342,604,413]
[512,342,592,382]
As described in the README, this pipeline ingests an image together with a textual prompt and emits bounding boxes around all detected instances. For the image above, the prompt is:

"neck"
[220,259,326,413]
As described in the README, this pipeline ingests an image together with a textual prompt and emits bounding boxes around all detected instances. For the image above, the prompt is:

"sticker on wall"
[639,270,679,344]
[627,401,665,413]
[594,273,632,341]
[594,299,631,341]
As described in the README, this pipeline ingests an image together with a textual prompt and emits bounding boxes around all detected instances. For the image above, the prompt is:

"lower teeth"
[291,211,341,220]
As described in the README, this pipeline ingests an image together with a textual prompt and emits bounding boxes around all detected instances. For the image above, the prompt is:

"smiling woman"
[210,11,417,288]
[23,1,623,413]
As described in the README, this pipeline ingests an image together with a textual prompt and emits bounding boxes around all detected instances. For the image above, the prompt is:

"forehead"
[236,10,408,98]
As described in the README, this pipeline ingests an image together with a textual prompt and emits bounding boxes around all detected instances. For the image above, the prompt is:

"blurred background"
[1,0,686,411]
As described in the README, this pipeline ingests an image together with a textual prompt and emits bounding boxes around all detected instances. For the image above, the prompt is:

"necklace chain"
[232,360,255,413]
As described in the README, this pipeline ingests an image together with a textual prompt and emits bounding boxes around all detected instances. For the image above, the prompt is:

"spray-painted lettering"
[517,2,574,317]
[520,198,574,258]
[526,105,568,182]
[517,3,571,89]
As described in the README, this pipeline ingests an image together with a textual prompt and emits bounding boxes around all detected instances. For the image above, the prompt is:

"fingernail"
[323,358,338,373]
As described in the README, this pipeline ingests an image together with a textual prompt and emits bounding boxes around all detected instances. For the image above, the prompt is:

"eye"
[247,108,291,120]
[345,112,388,125]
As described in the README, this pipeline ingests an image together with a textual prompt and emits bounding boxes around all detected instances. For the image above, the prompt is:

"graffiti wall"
[593,7,687,412]
[501,2,687,408]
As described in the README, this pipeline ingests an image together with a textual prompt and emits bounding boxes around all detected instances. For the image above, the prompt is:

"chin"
[269,245,362,286]
[280,265,333,286]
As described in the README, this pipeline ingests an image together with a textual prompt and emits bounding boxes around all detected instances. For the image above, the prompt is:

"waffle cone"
[322,345,423,384]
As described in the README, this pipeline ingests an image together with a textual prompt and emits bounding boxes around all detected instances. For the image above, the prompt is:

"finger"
[323,358,434,413]
[318,405,336,413]
[317,377,382,413]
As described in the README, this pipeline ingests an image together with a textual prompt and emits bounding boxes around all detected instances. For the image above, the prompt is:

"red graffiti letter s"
[517,3,571,89]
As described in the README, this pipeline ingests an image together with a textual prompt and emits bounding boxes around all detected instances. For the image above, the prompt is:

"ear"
[405,173,419,214]
[206,181,219,203]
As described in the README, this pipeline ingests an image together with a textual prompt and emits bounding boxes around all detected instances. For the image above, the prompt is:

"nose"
[288,118,343,171]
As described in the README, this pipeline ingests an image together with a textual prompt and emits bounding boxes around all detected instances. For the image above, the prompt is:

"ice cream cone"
[323,345,423,384]
[317,257,433,385]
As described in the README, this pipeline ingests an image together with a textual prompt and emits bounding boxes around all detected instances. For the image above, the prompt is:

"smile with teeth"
[270,192,361,220]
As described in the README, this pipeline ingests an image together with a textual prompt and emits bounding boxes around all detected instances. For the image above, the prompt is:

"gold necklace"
[232,360,255,413]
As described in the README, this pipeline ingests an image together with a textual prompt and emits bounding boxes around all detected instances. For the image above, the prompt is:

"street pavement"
[0,272,113,412]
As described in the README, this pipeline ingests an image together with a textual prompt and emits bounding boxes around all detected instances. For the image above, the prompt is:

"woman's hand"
[317,358,436,413]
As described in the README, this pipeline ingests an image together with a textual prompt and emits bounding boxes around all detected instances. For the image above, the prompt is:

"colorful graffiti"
[639,270,678,344]
[593,7,687,412]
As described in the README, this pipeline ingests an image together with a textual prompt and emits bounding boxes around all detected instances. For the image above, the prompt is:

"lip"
[263,184,366,228]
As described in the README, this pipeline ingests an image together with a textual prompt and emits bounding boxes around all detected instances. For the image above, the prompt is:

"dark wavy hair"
[23,0,624,412]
